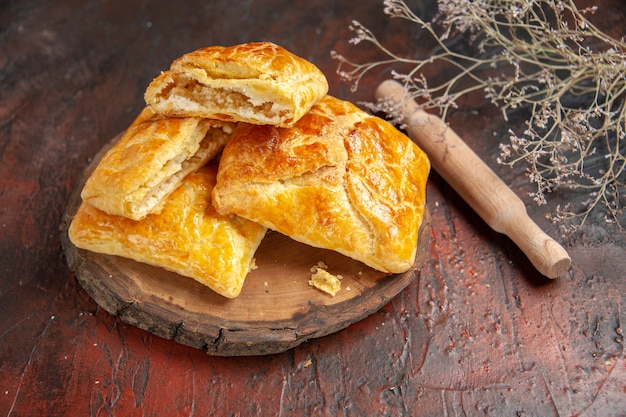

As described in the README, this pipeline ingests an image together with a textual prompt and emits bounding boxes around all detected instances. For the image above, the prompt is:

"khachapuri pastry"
[144,42,329,127]
[69,162,267,299]
[80,109,235,221]
[212,95,430,274]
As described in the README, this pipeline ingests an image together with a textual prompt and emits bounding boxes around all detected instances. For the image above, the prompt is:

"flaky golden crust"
[212,95,430,273]
[144,42,329,127]
[69,163,267,299]
[81,109,235,221]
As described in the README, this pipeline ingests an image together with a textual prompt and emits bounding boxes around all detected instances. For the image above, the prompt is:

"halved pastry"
[144,42,329,127]
[212,95,430,274]
[81,109,235,221]
[69,162,267,299]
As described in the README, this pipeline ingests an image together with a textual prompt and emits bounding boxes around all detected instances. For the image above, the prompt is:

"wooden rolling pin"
[376,80,570,278]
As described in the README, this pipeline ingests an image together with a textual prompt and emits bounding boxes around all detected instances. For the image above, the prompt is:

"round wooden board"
[60,134,431,356]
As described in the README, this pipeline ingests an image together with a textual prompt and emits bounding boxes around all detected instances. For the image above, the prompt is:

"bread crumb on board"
[309,262,342,296]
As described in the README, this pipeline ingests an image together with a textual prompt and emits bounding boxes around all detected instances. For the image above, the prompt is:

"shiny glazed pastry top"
[212,95,430,274]
[145,42,329,128]
[70,162,267,299]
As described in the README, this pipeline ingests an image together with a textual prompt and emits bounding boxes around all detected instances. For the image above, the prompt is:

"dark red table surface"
[1,0,625,416]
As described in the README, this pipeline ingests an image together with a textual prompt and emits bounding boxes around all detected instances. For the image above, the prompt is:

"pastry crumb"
[310,260,328,273]
[309,265,341,296]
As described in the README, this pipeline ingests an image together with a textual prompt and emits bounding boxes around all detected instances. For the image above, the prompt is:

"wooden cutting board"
[60,134,431,356]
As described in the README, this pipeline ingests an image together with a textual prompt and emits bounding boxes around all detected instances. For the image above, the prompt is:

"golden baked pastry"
[69,162,267,299]
[212,95,430,273]
[144,42,329,127]
[81,110,235,221]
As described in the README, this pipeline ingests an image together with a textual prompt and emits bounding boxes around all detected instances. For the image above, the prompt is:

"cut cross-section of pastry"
[69,162,267,299]
[212,95,430,274]
[81,108,235,221]
[144,42,329,127]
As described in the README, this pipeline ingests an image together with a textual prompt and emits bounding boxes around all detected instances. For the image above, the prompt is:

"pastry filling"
[162,78,291,121]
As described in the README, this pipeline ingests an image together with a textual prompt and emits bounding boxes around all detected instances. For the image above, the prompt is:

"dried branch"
[333,0,626,237]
